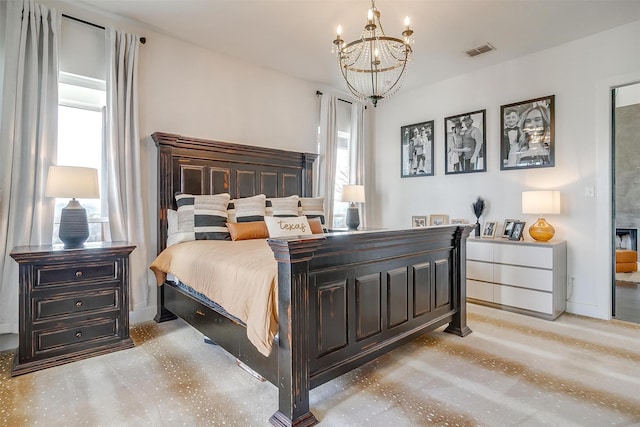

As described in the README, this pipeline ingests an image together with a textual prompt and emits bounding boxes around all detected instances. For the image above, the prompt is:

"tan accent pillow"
[308,217,324,234]
[227,221,269,241]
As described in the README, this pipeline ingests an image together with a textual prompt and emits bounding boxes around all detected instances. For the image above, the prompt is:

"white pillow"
[264,215,313,238]
[266,195,300,217]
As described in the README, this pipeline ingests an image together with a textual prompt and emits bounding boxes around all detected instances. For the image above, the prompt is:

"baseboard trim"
[130,306,157,325]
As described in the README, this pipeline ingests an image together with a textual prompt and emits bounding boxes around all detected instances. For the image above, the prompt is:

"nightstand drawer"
[36,261,118,287]
[34,289,119,321]
[36,318,118,352]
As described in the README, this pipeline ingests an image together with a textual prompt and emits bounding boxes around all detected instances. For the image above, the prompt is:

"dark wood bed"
[152,132,473,427]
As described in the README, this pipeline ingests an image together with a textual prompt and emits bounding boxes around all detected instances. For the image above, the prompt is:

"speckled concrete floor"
[1,303,639,426]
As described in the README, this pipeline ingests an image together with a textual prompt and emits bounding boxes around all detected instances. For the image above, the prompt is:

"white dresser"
[466,238,567,320]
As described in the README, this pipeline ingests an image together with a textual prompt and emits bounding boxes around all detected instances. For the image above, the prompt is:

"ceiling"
[72,0,640,95]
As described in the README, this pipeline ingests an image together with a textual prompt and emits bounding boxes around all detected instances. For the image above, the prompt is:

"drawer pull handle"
[75,331,83,338]
[196,310,205,316]
[75,301,83,308]
[75,271,83,278]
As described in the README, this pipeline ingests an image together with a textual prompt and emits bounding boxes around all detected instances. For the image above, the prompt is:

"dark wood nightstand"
[9,242,136,376]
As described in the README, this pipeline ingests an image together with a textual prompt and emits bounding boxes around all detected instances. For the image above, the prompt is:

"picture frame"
[500,95,555,170]
[429,214,449,226]
[481,221,498,238]
[501,219,518,238]
[401,120,434,177]
[509,221,526,241]
[412,215,427,228]
[450,218,467,225]
[444,109,486,174]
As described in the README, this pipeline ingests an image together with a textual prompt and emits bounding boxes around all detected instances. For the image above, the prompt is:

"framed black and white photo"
[481,220,498,238]
[509,221,526,241]
[412,216,427,227]
[401,120,434,177]
[500,95,555,170]
[444,110,486,175]
[502,219,518,238]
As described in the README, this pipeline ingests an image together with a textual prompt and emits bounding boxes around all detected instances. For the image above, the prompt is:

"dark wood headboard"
[152,132,318,253]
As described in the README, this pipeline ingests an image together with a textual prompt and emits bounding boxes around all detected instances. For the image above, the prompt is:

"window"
[331,99,355,229]
[54,72,108,243]
[332,131,351,229]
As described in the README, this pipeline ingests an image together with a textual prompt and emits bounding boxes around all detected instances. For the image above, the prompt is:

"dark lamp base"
[346,205,360,230]
[59,199,89,248]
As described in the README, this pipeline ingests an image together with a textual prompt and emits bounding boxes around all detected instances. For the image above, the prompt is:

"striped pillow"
[166,209,196,246]
[299,197,325,225]
[175,193,231,240]
[266,195,300,217]
[228,194,266,223]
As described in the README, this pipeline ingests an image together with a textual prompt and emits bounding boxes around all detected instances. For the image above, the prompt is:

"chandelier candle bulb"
[404,16,410,29]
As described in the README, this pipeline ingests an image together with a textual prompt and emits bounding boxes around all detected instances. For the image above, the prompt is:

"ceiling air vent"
[465,42,495,58]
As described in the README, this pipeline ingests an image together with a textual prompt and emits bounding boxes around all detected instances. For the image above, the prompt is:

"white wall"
[371,20,640,320]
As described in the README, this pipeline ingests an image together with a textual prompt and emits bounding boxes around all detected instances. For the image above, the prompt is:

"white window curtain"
[0,0,60,335]
[105,28,148,311]
[316,94,338,228]
[350,102,366,228]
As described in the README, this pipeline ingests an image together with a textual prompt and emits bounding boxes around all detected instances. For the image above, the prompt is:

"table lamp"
[341,184,365,230]
[45,165,100,247]
[522,190,560,242]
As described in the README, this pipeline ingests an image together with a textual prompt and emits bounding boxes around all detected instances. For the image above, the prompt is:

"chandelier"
[332,0,414,107]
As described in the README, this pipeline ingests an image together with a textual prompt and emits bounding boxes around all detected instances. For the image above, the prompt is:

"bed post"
[444,225,474,337]
[301,153,317,197]
[153,133,178,323]
[267,236,325,427]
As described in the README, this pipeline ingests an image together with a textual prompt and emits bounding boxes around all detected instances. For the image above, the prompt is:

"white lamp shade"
[341,184,365,203]
[522,190,560,215]
[45,165,100,199]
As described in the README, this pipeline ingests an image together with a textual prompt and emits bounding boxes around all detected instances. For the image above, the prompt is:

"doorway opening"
[612,82,640,324]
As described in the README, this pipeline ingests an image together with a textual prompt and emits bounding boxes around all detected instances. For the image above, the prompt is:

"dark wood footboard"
[267,225,473,426]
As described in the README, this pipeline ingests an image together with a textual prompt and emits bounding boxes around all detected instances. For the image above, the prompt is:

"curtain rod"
[315,90,352,105]
[62,14,146,44]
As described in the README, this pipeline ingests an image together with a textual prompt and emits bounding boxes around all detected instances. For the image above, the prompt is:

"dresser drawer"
[467,260,493,282]
[35,261,119,287]
[493,244,553,269]
[494,286,553,315]
[35,318,119,353]
[34,289,119,322]
[467,279,494,301]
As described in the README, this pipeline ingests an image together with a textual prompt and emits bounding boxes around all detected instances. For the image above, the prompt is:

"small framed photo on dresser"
[502,219,518,238]
[412,216,427,228]
[482,221,498,238]
[509,221,526,241]
[430,214,449,226]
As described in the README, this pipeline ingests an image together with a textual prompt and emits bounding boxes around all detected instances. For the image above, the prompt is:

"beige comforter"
[150,239,278,356]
